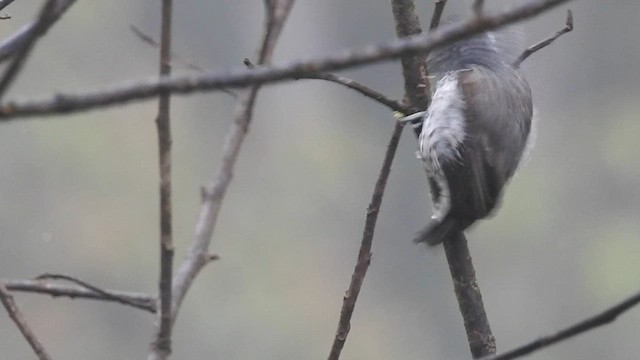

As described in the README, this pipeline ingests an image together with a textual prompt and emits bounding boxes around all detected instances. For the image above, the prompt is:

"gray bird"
[401,28,534,246]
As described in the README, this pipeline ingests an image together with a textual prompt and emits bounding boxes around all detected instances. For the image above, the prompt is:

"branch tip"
[513,7,575,68]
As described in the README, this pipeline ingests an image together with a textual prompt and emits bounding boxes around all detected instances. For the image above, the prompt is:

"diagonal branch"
[443,233,495,358]
[327,123,404,360]
[169,0,295,322]
[327,1,443,359]
[0,0,17,12]
[298,73,410,113]
[2,278,157,313]
[429,0,448,30]
[481,289,640,360]
[0,0,573,121]
[128,24,237,99]
[130,25,206,73]
[0,0,76,64]
[513,9,573,68]
[0,0,67,100]
[0,283,52,360]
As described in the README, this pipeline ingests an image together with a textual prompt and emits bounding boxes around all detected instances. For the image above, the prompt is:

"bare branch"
[391,0,431,110]
[513,9,573,68]
[0,0,573,121]
[327,123,404,360]
[248,57,407,113]
[482,289,640,360]
[0,0,76,64]
[443,234,495,358]
[148,0,175,358]
[397,0,495,358]
[2,278,157,313]
[32,273,157,313]
[298,73,410,113]
[429,0,448,30]
[170,0,295,322]
[0,283,52,360]
[0,0,59,100]
[129,25,206,73]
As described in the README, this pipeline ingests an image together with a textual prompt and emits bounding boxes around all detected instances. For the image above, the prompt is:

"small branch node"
[243,58,255,68]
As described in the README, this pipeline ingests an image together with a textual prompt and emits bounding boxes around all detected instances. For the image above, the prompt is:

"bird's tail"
[413,215,460,246]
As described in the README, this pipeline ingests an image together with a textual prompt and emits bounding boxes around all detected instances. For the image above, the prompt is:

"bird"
[401,28,534,246]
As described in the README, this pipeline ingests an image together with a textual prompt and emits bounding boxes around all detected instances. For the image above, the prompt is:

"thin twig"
[0,283,52,360]
[253,58,408,114]
[429,0,447,30]
[0,0,58,100]
[298,73,410,113]
[513,9,573,68]
[2,278,157,313]
[33,273,157,313]
[130,25,206,73]
[170,0,295,322]
[131,25,239,101]
[481,289,640,360]
[148,0,175,358]
[128,25,237,99]
[0,0,573,121]
[327,123,404,360]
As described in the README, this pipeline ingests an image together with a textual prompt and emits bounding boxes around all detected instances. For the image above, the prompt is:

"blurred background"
[1,0,639,359]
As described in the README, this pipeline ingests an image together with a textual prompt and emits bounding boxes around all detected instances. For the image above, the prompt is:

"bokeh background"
[1,0,639,359]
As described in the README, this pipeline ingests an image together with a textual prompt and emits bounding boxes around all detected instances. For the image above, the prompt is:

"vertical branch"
[150,0,174,359]
[391,0,431,112]
[0,283,51,360]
